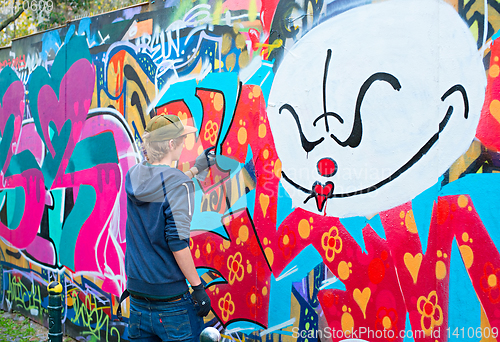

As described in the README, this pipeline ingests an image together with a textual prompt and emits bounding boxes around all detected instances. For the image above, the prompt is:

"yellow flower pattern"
[204,120,219,145]
[227,252,245,284]
[321,226,343,262]
[218,293,235,321]
[417,291,443,336]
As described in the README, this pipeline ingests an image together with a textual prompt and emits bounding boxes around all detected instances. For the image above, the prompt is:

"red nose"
[317,158,337,177]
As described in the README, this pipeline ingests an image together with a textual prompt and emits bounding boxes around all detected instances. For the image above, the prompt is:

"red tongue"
[313,182,334,211]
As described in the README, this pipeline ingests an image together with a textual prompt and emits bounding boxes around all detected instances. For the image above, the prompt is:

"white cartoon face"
[267,0,486,218]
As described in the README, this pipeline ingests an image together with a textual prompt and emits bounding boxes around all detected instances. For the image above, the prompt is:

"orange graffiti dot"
[264,237,268,245]
[198,145,203,155]
[341,312,354,335]
[462,232,469,242]
[437,250,442,257]
[382,316,392,330]
[274,159,282,178]
[250,293,257,304]
[457,195,468,208]
[227,147,232,154]
[488,274,497,287]
[248,92,254,100]
[253,86,261,98]
[489,100,500,122]
[258,124,267,138]
[436,260,447,280]
[496,56,499,62]
[400,211,405,219]
[206,244,212,254]
[195,248,200,258]
[263,149,269,159]
[338,261,350,280]
[214,93,224,111]
[265,247,274,266]
[262,286,268,296]
[405,210,418,233]
[238,127,247,144]
[223,240,231,249]
[247,264,252,273]
[298,219,311,239]
[239,225,249,242]
[283,235,290,245]
[490,64,500,78]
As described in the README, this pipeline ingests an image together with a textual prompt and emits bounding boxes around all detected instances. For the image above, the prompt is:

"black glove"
[194,146,216,172]
[192,283,211,316]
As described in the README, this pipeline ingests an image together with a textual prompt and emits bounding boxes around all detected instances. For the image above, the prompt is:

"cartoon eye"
[279,104,324,153]
[329,72,401,148]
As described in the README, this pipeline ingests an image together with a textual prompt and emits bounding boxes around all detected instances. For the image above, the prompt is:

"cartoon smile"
[280,60,469,212]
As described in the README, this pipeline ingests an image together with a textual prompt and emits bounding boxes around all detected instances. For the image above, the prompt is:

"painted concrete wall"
[0,0,500,341]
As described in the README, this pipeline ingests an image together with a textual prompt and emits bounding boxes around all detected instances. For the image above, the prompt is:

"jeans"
[128,293,205,342]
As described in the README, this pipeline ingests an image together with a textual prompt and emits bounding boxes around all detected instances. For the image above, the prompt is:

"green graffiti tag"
[5,273,46,316]
[70,291,121,342]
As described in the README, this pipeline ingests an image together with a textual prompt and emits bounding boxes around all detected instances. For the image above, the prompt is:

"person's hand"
[192,283,211,316]
[194,146,216,172]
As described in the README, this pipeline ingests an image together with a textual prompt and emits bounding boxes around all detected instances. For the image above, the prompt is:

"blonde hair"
[142,131,184,163]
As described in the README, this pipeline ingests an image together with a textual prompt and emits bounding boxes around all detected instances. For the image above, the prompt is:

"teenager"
[125,114,214,342]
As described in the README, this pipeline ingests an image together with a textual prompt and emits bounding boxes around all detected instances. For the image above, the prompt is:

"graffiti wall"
[1,0,500,340]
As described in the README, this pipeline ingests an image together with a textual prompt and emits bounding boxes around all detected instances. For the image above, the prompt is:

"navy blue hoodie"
[125,161,195,297]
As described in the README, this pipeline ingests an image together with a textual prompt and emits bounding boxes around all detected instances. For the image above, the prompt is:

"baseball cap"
[145,114,197,142]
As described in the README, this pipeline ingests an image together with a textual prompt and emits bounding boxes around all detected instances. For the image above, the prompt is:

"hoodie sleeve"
[164,180,195,252]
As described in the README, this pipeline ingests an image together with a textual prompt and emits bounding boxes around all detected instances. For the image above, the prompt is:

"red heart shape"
[313,182,334,211]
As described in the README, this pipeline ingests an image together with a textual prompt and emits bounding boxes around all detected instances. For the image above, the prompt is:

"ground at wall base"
[0,310,76,342]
